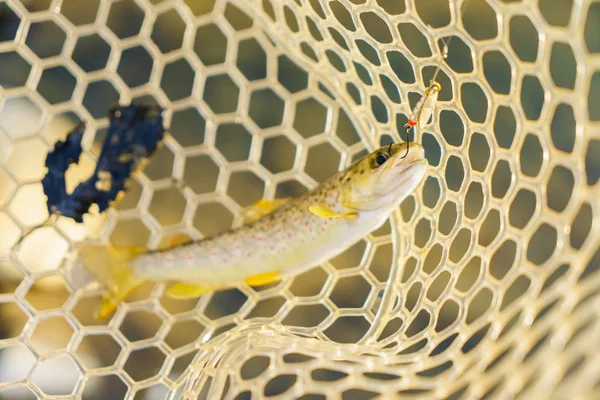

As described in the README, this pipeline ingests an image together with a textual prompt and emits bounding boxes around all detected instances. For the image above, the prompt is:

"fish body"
[78,142,428,318]
[134,186,383,285]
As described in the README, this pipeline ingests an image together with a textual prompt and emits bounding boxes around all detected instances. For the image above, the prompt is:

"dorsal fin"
[241,198,290,224]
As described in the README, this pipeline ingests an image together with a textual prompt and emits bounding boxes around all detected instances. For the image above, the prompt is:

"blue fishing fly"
[41,103,165,223]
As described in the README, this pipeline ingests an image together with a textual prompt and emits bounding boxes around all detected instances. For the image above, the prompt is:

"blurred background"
[0,0,599,399]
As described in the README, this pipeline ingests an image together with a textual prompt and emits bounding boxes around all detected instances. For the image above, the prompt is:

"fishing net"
[0,0,599,398]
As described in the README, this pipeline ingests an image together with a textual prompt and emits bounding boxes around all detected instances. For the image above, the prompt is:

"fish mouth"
[405,160,428,179]
[389,155,427,179]
[393,143,425,168]
[371,144,427,193]
[394,158,427,184]
[387,151,428,193]
[364,157,427,211]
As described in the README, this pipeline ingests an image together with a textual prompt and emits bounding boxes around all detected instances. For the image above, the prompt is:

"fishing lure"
[407,81,442,130]
[400,80,442,159]
[400,36,449,159]
[77,142,429,318]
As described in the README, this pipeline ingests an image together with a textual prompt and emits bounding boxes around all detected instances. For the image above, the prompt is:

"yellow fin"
[242,198,289,224]
[77,245,146,319]
[309,204,357,219]
[244,270,282,286]
[165,283,213,299]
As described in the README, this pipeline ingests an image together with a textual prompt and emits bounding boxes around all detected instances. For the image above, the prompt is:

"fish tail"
[77,244,146,319]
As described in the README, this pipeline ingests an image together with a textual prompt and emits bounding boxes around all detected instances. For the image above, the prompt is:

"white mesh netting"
[0,0,599,398]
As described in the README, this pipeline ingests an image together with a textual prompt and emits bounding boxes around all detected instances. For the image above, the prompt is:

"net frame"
[0,0,598,399]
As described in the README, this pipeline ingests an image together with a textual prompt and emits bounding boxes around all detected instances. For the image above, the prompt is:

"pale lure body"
[78,142,427,318]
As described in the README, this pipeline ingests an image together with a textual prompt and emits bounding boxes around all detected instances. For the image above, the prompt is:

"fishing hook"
[399,123,411,159]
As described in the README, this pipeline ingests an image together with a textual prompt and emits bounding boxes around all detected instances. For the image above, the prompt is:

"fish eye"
[375,154,388,165]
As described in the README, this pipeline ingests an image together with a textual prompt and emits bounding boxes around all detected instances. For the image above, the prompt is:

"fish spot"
[166,258,173,263]
[270,245,275,251]
[211,251,217,256]
[187,255,194,260]
[288,233,293,238]
[235,244,241,249]
[247,252,253,257]
[222,258,228,263]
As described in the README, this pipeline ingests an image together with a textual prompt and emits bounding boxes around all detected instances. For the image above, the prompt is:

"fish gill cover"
[42,103,165,223]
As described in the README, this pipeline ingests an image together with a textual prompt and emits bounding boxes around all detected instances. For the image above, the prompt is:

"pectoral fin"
[242,198,290,224]
[244,270,282,286]
[309,204,357,219]
[165,283,214,299]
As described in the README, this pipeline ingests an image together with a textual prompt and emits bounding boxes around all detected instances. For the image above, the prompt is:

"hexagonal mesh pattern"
[0,0,599,398]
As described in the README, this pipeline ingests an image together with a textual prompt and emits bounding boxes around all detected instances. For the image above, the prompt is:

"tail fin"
[77,245,145,319]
